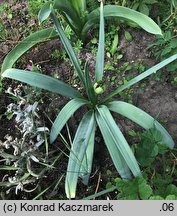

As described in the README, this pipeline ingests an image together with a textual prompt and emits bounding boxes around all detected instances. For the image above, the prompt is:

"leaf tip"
[38,2,52,25]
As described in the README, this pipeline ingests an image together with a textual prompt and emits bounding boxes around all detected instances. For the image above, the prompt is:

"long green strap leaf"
[104,54,177,102]
[53,0,82,34]
[50,9,85,86]
[95,1,105,82]
[79,122,96,185]
[1,28,58,73]
[107,101,175,149]
[84,61,97,104]
[96,105,141,178]
[82,5,162,38]
[65,111,95,198]
[71,0,86,17]
[96,110,132,179]
[50,98,88,144]
[2,69,82,99]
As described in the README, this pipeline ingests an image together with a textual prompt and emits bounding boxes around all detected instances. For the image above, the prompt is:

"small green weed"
[103,127,177,200]
[28,0,46,17]
[148,31,177,83]
[148,0,177,83]
[129,0,157,16]
[133,128,168,166]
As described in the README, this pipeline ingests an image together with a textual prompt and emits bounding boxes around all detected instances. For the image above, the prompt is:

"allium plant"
[1,0,163,72]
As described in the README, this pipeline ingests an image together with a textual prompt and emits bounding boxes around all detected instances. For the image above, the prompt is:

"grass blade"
[33,185,52,200]
[1,28,58,73]
[65,111,95,198]
[95,1,105,82]
[96,105,141,177]
[50,9,85,86]
[108,101,175,149]
[50,98,88,143]
[82,186,117,200]
[104,54,177,102]
[2,69,82,99]
[0,166,19,171]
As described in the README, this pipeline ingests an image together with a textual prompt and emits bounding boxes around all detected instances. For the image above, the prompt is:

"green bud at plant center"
[93,82,106,94]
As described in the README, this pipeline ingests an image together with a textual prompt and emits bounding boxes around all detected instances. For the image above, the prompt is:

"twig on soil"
[93,172,101,199]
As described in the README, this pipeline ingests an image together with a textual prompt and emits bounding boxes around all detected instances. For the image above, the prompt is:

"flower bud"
[93,82,106,94]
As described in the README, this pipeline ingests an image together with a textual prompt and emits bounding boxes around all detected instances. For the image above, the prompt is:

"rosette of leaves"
[2,1,177,198]
[1,0,163,72]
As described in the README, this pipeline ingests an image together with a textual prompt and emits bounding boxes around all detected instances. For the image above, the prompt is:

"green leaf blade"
[65,111,95,198]
[84,61,97,104]
[1,28,58,73]
[53,0,82,35]
[110,34,119,56]
[71,0,86,17]
[96,105,141,178]
[79,123,96,185]
[2,69,82,99]
[38,2,52,24]
[95,1,105,82]
[96,110,132,179]
[108,101,175,149]
[50,98,87,144]
[50,10,85,86]
[82,5,162,38]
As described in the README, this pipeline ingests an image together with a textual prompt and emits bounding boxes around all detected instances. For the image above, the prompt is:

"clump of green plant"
[133,128,168,167]
[107,176,153,200]
[0,21,7,41]
[0,2,13,41]
[105,175,177,200]
[51,0,162,39]
[149,32,177,70]
[148,0,177,82]
[156,0,177,32]
[128,0,157,16]
[2,1,177,199]
[28,0,46,17]
[1,0,164,73]
[101,126,177,200]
